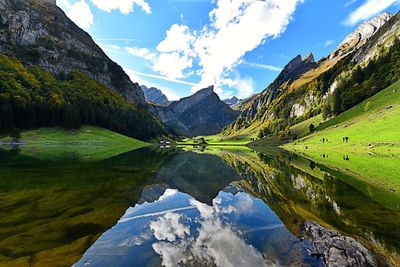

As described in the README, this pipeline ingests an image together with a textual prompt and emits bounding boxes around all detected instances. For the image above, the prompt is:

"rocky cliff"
[0,0,146,105]
[141,85,171,106]
[152,86,240,137]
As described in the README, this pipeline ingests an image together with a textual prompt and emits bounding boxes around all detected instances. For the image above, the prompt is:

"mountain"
[223,96,242,107]
[152,86,240,137]
[0,0,165,139]
[0,0,146,106]
[141,85,171,106]
[224,11,399,137]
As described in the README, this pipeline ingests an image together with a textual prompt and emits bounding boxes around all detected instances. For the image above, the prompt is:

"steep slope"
[0,54,165,139]
[141,85,171,106]
[224,11,399,137]
[0,0,166,139]
[0,0,146,105]
[286,80,400,153]
[152,86,240,137]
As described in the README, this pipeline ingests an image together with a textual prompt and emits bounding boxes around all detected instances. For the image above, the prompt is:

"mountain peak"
[341,12,393,47]
[303,53,315,63]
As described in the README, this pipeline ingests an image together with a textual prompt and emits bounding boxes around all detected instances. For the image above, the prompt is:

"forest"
[0,54,164,140]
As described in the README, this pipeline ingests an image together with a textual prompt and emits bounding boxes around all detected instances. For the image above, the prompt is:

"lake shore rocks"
[303,221,377,267]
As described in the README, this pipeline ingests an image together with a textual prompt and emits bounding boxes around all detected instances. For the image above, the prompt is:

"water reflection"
[1,146,399,266]
[74,186,322,267]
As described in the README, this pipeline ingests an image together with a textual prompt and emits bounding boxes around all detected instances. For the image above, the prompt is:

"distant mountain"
[152,86,240,137]
[223,96,242,107]
[223,11,399,137]
[141,85,171,106]
[0,0,165,139]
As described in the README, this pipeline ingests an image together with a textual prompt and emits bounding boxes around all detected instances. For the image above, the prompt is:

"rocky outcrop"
[141,85,171,106]
[303,221,377,267]
[223,96,242,107]
[0,0,146,106]
[152,86,240,137]
[327,12,393,61]
[225,53,316,132]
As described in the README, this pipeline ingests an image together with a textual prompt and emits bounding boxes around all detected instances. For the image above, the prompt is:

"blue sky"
[58,0,400,100]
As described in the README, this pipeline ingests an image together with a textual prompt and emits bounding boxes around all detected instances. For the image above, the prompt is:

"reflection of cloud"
[150,212,190,242]
[149,193,272,267]
[158,189,178,201]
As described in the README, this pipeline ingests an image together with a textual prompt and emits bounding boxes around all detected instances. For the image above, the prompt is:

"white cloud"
[155,0,302,98]
[242,61,282,72]
[324,39,335,47]
[344,0,398,26]
[157,25,195,55]
[153,52,193,80]
[125,47,156,61]
[149,212,190,242]
[90,0,152,14]
[62,0,94,30]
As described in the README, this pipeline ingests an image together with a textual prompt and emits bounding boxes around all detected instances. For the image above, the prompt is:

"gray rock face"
[328,12,393,61]
[0,0,146,106]
[223,96,242,107]
[152,86,240,137]
[303,221,377,267]
[141,85,171,106]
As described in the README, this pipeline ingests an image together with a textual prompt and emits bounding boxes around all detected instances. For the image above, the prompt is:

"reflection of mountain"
[217,150,400,266]
[153,151,241,205]
[0,147,169,266]
[75,186,322,267]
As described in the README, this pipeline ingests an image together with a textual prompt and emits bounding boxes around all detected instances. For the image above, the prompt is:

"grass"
[288,114,325,138]
[177,133,254,146]
[0,126,150,161]
[284,80,400,198]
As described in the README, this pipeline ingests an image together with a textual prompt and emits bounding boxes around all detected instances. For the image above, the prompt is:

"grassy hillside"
[284,80,400,196]
[285,80,400,154]
[1,126,149,161]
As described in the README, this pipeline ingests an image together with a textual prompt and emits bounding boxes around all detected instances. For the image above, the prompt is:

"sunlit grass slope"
[1,126,150,161]
[285,80,400,154]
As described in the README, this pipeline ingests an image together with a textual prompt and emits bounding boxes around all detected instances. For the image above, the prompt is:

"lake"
[0,146,399,266]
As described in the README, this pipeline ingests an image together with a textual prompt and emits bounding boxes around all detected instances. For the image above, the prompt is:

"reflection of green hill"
[215,149,400,266]
[0,147,169,266]
[154,151,240,205]
[1,126,150,162]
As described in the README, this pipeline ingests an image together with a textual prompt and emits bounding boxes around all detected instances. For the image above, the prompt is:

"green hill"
[285,80,400,153]
[284,80,400,196]
[1,126,150,161]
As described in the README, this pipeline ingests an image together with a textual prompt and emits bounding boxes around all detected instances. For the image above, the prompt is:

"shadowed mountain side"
[153,151,241,205]
[151,86,240,137]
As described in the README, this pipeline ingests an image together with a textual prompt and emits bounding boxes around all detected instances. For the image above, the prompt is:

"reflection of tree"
[217,150,400,266]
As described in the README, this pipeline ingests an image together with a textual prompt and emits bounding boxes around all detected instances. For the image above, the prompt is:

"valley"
[0,0,399,266]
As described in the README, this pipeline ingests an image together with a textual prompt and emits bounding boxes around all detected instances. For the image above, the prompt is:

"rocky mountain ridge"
[152,86,239,137]
[0,0,146,106]
[141,85,171,106]
[223,96,242,107]
[224,11,399,136]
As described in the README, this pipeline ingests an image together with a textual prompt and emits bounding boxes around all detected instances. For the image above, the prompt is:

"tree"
[309,123,315,133]
[10,128,21,142]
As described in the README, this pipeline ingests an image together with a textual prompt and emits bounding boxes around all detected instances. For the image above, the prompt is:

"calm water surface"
[0,146,399,266]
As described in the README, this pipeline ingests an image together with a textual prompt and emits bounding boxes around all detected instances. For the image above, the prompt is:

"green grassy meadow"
[1,126,150,161]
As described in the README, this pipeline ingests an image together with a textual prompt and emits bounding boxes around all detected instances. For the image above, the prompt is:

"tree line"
[0,54,165,140]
